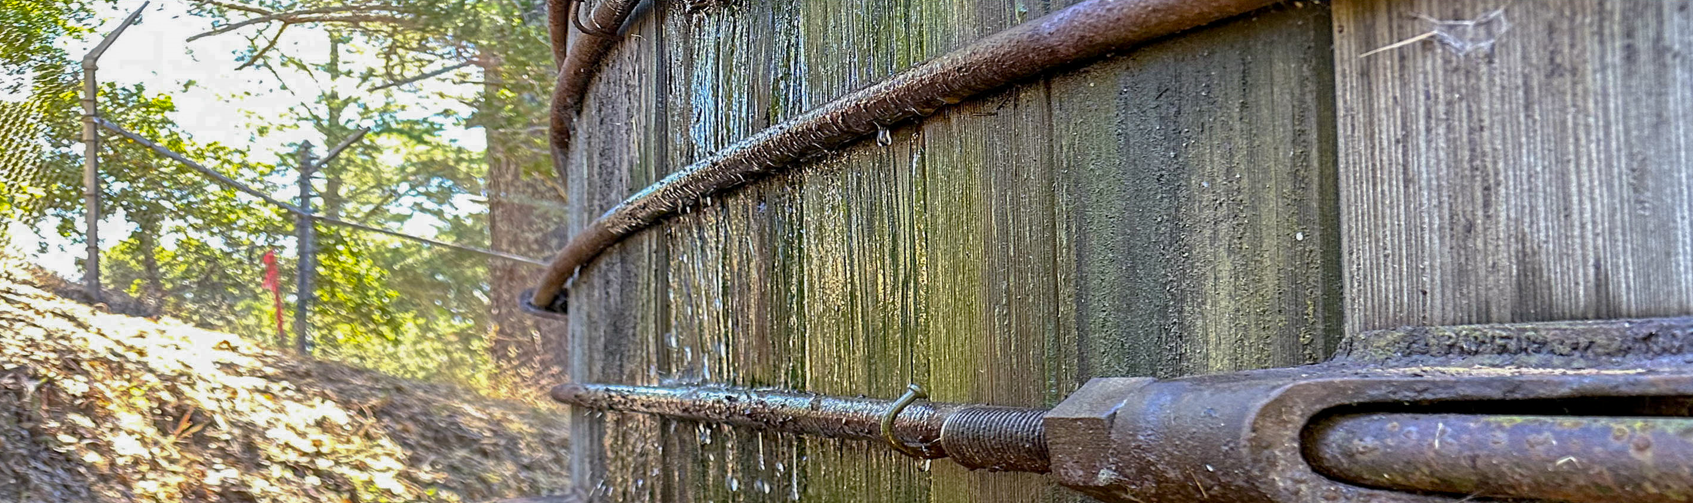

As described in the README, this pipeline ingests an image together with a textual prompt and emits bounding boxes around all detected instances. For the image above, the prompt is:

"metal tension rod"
[554,316,1693,503]
[529,0,1281,310]
[554,382,1050,472]
[554,381,1693,503]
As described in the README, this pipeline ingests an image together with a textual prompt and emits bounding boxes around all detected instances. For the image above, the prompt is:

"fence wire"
[0,86,65,222]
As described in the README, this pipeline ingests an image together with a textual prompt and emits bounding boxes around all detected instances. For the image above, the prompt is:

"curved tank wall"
[560,1,1340,501]
[558,0,1693,500]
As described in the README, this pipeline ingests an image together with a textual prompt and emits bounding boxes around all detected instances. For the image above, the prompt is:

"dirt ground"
[0,257,575,502]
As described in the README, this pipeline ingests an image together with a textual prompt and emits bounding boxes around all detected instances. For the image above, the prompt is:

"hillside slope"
[0,259,573,502]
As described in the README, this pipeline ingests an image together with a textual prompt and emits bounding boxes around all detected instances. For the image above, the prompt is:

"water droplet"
[1295,231,1306,241]
[876,125,892,146]
[728,476,740,492]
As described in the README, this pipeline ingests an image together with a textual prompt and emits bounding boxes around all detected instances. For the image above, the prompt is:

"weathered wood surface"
[563,1,1337,501]
[1334,0,1693,334]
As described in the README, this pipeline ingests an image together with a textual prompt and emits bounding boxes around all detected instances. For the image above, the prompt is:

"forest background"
[0,0,568,397]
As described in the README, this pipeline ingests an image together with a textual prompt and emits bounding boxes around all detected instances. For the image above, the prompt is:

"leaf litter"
[0,256,573,502]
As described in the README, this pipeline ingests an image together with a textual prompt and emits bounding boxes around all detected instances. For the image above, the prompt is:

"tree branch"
[98,118,545,266]
[370,61,474,91]
[188,6,414,41]
[354,186,415,222]
[235,23,288,70]
[189,0,272,16]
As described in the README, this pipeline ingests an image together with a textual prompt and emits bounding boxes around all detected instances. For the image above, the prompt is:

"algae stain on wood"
[1058,3,1339,380]
[564,1,1339,501]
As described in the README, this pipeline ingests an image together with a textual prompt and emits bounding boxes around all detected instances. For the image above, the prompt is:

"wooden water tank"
[556,0,1693,501]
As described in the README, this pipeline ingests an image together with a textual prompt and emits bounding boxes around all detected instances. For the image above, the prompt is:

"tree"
[1,0,101,226]
[188,0,568,383]
[3,0,567,390]
[3,1,294,325]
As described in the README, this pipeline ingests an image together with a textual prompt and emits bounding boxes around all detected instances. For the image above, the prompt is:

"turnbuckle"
[554,316,1693,503]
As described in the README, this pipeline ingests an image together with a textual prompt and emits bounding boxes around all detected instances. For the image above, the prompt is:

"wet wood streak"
[566,1,1338,501]
[1334,0,1693,334]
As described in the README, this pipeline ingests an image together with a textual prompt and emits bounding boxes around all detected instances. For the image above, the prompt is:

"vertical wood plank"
[1056,3,1340,380]
[1334,0,1693,334]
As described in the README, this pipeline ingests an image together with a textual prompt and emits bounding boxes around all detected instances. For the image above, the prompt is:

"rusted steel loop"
[547,0,642,181]
[882,383,937,458]
[532,0,1280,308]
[545,0,571,67]
[554,318,1693,500]
[1306,413,1693,503]
[570,0,621,37]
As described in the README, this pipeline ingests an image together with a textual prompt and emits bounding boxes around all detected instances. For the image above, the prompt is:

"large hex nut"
[1043,377,1154,489]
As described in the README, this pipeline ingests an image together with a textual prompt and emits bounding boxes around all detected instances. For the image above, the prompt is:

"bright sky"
[17,0,488,277]
[80,1,483,152]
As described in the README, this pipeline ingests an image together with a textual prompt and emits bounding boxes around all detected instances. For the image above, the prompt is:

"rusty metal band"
[548,0,641,181]
[546,0,572,67]
[1306,413,1693,503]
[530,0,1281,309]
[548,0,639,144]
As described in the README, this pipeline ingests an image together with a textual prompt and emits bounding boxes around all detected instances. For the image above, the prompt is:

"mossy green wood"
[563,1,1339,501]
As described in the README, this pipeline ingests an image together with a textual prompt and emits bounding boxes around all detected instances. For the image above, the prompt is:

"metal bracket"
[554,316,1693,503]
[1046,316,1693,503]
[519,287,569,319]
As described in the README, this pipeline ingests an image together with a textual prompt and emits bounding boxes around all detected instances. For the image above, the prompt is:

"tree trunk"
[320,32,348,221]
[483,52,570,381]
[138,218,163,315]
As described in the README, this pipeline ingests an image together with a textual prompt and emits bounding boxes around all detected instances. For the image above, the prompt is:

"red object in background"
[261,250,284,343]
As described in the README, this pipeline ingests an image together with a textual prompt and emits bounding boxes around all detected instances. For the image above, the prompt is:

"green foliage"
[12,46,294,334]
[3,0,559,392]
[0,0,96,75]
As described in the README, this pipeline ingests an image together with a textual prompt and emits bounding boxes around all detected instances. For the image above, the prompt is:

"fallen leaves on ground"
[0,257,572,502]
